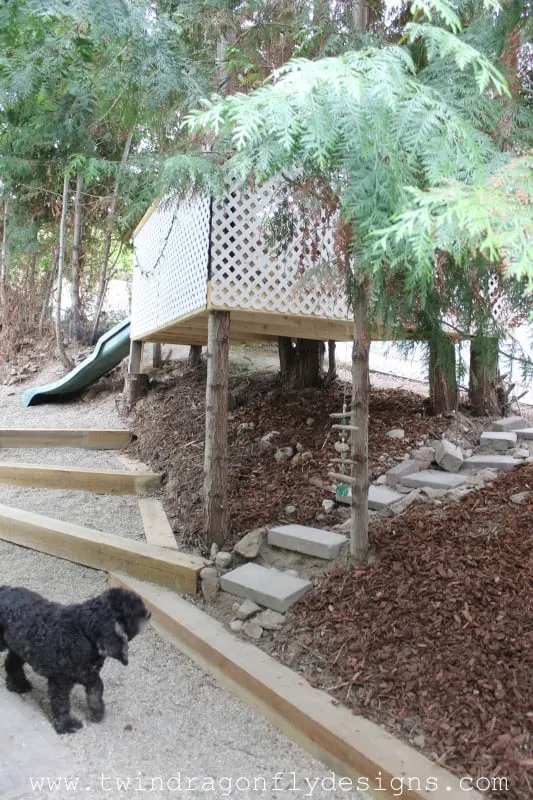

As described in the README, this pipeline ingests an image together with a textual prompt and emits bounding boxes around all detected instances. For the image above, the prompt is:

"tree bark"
[350,282,370,564]
[70,171,84,342]
[204,310,230,548]
[429,335,458,413]
[56,174,74,370]
[0,200,8,305]
[278,336,296,385]
[278,336,323,388]
[91,128,134,343]
[188,344,203,368]
[469,335,501,416]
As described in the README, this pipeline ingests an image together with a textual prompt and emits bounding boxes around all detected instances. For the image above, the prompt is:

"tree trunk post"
[188,344,203,368]
[327,339,337,380]
[350,284,370,564]
[204,310,230,548]
[429,334,458,413]
[70,171,84,342]
[56,174,74,370]
[123,339,148,408]
[469,335,500,416]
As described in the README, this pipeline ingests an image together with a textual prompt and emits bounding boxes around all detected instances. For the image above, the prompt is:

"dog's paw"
[6,675,32,694]
[53,715,83,735]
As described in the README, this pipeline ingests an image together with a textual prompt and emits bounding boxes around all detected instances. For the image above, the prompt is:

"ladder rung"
[328,472,357,484]
[329,411,353,419]
[332,424,358,432]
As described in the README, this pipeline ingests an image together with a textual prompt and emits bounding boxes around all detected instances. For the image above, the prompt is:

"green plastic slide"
[22,317,131,407]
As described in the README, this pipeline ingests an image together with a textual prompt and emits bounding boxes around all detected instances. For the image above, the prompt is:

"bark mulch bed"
[272,465,533,800]
[130,363,452,552]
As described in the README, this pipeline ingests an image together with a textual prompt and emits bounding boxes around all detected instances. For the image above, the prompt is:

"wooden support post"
[203,310,230,548]
[124,339,148,407]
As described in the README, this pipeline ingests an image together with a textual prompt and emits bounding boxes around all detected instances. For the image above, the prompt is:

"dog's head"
[86,588,151,666]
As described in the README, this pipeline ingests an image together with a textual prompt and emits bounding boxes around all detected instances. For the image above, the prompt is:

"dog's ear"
[96,621,129,665]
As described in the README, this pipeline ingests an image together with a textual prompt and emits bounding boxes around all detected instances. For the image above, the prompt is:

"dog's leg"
[5,651,32,693]
[48,678,82,734]
[85,674,105,722]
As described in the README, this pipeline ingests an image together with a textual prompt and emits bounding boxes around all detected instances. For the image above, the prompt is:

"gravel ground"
[0,384,370,800]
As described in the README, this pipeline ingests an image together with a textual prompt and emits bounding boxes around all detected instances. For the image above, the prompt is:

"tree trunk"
[56,174,74,370]
[350,282,370,564]
[70,171,84,342]
[278,336,323,388]
[39,248,58,335]
[327,339,337,380]
[1,200,8,305]
[429,335,458,413]
[91,128,134,343]
[26,253,37,326]
[204,311,230,548]
[469,335,501,416]
[188,344,203,368]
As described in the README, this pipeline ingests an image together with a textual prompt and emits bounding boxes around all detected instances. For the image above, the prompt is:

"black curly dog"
[0,585,151,734]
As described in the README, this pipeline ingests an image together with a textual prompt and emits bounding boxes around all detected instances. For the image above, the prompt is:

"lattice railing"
[209,181,347,317]
[131,193,211,338]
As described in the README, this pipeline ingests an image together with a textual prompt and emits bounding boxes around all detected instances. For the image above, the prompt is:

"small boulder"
[234,527,266,559]
[255,610,285,630]
[215,551,232,570]
[322,499,336,513]
[200,566,218,580]
[235,599,261,620]
[243,621,263,640]
[386,428,405,439]
[229,619,243,633]
[284,505,297,514]
[509,491,530,506]
[201,577,220,602]
[435,439,464,473]
[274,446,294,462]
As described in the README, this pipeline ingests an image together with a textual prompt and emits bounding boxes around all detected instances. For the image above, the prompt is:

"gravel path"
[0,385,369,800]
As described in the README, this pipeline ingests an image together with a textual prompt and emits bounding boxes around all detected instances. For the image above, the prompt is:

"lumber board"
[0,428,132,450]
[0,504,204,594]
[138,498,178,549]
[109,573,482,800]
[0,462,161,494]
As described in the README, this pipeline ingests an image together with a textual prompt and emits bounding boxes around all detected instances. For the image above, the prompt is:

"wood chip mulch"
[274,465,533,800]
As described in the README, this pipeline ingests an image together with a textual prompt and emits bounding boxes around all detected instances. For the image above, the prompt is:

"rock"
[411,446,436,462]
[200,566,218,580]
[334,441,350,453]
[296,443,304,453]
[322,499,336,513]
[274,446,294,462]
[285,569,299,577]
[235,599,262,620]
[385,459,425,487]
[510,448,529,459]
[258,431,280,453]
[201,577,220,602]
[209,543,219,560]
[230,619,243,633]
[255,609,286,630]
[234,528,266,559]
[510,491,530,505]
[306,417,314,426]
[243,621,263,640]
[301,452,312,462]
[421,486,448,500]
[375,474,387,485]
[390,489,422,515]
[386,428,405,439]
[435,439,464,472]
[284,505,296,514]
[412,734,426,749]
[291,453,303,467]
[215,551,233,569]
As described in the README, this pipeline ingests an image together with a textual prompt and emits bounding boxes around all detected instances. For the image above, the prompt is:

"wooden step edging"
[0,462,162,494]
[0,428,132,450]
[109,573,482,800]
[0,504,205,595]
[138,498,178,549]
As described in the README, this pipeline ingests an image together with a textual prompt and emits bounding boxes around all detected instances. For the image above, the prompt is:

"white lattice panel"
[131,192,210,338]
[209,181,348,318]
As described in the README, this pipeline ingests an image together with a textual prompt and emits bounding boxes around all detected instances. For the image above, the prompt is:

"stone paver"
[463,455,521,472]
[435,439,464,472]
[516,428,533,440]
[491,416,527,431]
[220,563,312,612]
[0,687,78,800]
[385,459,424,487]
[401,469,468,490]
[479,431,517,450]
[268,524,347,560]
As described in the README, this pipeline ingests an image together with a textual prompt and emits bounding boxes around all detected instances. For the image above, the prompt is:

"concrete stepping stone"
[491,416,527,431]
[479,431,517,450]
[268,524,347,560]
[336,484,405,509]
[220,563,312,613]
[401,469,468,490]
[463,455,521,472]
[515,428,533,440]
